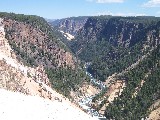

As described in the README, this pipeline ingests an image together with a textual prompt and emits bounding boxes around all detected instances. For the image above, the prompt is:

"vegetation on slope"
[64,16,159,118]
[105,45,160,119]
[0,12,89,97]
[70,16,160,81]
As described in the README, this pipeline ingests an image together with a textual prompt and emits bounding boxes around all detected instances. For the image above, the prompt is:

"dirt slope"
[0,89,97,120]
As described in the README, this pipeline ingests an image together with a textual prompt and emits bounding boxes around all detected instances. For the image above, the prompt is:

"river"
[78,63,106,119]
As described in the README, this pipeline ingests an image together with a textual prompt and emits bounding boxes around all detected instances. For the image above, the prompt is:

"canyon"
[0,12,160,120]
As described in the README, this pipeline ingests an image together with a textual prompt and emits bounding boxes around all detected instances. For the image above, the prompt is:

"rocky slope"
[0,17,61,100]
[3,16,75,68]
[0,12,89,98]
[0,15,98,120]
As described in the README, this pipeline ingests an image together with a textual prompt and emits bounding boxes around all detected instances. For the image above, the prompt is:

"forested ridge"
[70,16,160,82]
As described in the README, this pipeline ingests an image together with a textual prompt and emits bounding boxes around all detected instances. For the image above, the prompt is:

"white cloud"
[94,11,146,16]
[142,0,160,7]
[86,0,94,2]
[96,0,124,3]
[86,0,124,3]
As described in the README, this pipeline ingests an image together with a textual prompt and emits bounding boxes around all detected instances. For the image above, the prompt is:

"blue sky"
[0,0,160,19]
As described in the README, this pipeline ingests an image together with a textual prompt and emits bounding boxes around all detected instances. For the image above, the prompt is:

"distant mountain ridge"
[50,16,88,36]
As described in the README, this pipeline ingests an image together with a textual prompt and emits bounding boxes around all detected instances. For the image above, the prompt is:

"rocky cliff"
[50,16,88,37]
[3,17,75,68]
[0,17,59,99]
[0,12,89,98]
[0,21,96,119]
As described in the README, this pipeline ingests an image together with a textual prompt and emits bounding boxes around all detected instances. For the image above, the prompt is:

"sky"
[0,0,160,19]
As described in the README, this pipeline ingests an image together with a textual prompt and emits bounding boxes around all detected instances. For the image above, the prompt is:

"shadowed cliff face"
[75,16,160,50]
